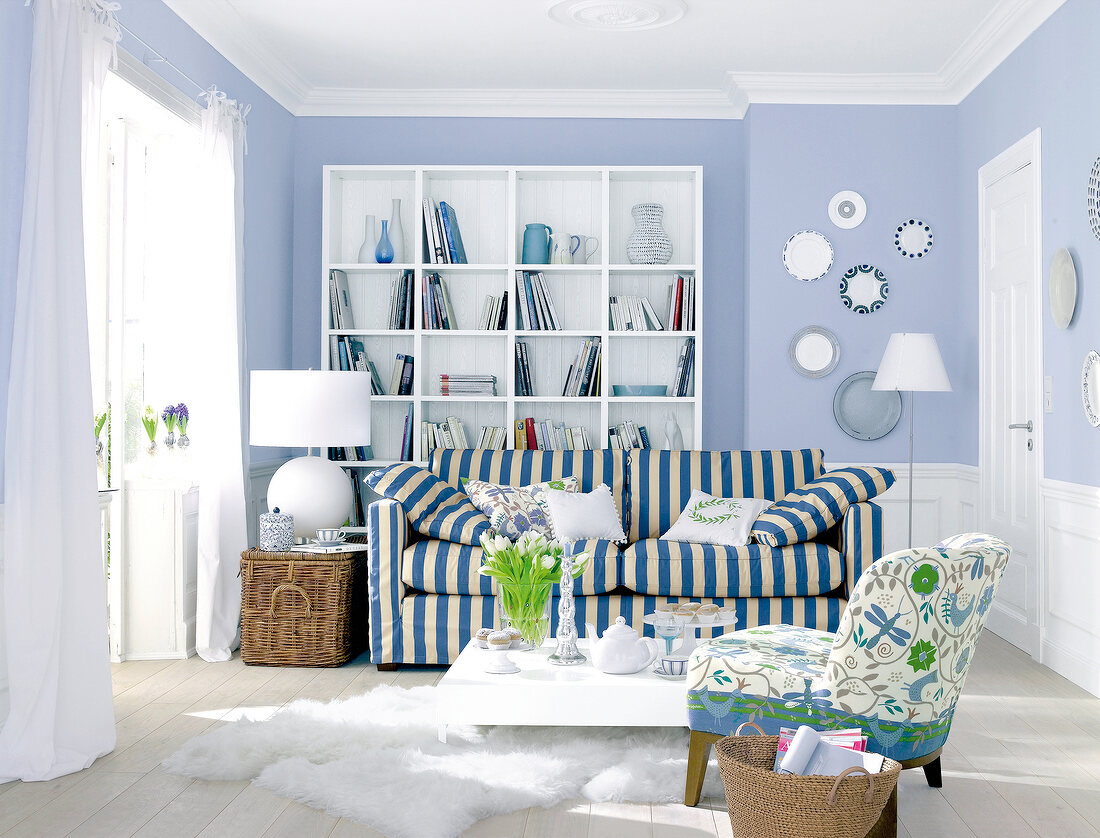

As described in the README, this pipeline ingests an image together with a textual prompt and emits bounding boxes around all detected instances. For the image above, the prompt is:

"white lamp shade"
[872,333,952,392]
[250,370,371,447]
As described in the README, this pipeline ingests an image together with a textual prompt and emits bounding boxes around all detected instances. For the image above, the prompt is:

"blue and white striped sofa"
[366,448,884,666]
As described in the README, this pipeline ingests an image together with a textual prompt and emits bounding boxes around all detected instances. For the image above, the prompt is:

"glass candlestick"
[548,554,585,666]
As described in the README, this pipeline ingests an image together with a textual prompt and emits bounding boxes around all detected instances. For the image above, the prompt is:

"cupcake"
[676,601,701,613]
[487,631,512,650]
[696,604,719,624]
[718,606,736,622]
[674,607,698,621]
[503,627,525,648]
[475,628,493,649]
[655,602,678,614]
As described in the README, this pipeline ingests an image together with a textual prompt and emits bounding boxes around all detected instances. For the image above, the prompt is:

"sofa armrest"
[839,500,884,599]
[367,499,410,664]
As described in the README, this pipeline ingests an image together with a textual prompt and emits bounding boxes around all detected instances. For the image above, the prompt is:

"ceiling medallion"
[547,0,687,31]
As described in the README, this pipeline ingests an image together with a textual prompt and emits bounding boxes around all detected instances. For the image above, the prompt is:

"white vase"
[626,202,673,265]
[663,413,684,449]
[357,215,378,263]
[389,198,405,264]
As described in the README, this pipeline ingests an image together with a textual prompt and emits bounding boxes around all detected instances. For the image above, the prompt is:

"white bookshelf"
[321,165,703,484]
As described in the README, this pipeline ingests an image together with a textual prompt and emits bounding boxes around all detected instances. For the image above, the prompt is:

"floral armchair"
[683,533,1011,810]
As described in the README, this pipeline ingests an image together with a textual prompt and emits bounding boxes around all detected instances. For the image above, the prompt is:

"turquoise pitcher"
[522,223,552,264]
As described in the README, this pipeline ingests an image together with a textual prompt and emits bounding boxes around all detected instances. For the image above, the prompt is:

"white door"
[978,129,1043,656]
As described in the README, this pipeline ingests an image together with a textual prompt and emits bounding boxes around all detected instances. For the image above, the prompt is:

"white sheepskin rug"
[163,684,724,838]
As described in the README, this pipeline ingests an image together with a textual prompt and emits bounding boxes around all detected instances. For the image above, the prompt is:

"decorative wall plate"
[1088,157,1100,243]
[839,265,888,314]
[833,371,903,441]
[1083,350,1100,427]
[895,219,933,258]
[788,326,840,378]
[1050,247,1077,330]
[828,190,866,229]
[783,231,834,281]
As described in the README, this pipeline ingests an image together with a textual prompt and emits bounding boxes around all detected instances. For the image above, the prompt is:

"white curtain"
[193,89,250,662]
[0,0,119,781]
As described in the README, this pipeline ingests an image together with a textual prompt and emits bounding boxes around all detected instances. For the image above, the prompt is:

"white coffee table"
[436,639,689,743]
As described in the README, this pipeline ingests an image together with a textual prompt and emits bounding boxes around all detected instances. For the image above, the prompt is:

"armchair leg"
[922,756,942,788]
[684,731,722,807]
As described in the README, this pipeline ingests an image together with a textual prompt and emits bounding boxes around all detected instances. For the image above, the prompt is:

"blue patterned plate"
[895,219,933,258]
[833,371,902,441]
[839,264,888,314]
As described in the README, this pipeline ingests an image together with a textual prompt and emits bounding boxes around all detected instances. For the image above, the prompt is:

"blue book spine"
[439,202,467,264]
[523,272,538,330]
[337,341,350,371]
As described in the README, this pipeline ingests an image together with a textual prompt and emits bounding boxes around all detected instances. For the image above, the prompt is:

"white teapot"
[585,617,660,674]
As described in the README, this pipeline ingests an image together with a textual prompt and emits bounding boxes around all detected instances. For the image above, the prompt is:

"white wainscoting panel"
[1039,478,1100,697]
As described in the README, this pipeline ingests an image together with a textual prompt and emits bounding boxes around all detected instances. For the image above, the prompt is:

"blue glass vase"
[375,220,394,264]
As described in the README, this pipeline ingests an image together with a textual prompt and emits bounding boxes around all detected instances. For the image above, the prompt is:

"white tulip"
[493,534,511,553]
[541,555,556,570]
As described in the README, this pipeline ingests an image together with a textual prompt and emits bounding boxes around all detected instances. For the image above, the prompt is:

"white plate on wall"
[1083,350,1100,427]
[1050,247,1077,329]
[789,326,840,378]
[839,265,888,314]
[783,231,834,281]
[895,219,933,258]
[828,190,866,229]
[833,371,902,441]
[1088,157,1100,243]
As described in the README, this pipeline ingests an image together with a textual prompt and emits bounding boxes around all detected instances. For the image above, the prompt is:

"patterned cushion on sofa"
[400,537,621,596]
[622,539,844,598]
[751,467,895,547]
[366,463,491,546]
[462,476,579,539]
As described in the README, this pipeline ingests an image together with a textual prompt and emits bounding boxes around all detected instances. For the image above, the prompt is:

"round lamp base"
[267,456,353,538]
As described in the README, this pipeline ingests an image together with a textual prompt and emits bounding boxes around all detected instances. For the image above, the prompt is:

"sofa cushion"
[366,463,491,546]
[751,467,895,547]
[431,449,628,531]
[463,476,579,539]
[401,537,621,596]
[627,449,825,542]
[622,538,844,598]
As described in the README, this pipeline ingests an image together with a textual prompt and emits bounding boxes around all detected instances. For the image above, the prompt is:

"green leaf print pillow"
[659,490,773,547]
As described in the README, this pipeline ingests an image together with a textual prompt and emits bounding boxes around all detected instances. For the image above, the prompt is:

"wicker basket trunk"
[240,546,368,666]
[716,731,901,838]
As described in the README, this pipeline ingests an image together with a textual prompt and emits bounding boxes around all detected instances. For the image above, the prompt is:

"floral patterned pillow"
[463,476,579,539]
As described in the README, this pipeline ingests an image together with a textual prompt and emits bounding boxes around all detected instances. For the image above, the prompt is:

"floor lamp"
[872,333,951,548]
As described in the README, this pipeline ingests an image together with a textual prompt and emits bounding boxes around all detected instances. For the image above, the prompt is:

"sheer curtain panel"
[0,0,119,781]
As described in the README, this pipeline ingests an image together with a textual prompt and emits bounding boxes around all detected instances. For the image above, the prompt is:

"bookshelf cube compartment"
[327,170,416,264]
[513,401,601,450]
[609,270,696,332]
[517,335,602,398]
[515,171,603,264]
[608,401,695,450]
[422,170,508,265]
[607,335,694,397]
[330,268,416,331]
[513,269,603,332]
[325,334,414,391]
[423,269,509,332]
[609,170,697,266]
[423,334,506,397]
[364,399,417,463]
[421,400,508,457]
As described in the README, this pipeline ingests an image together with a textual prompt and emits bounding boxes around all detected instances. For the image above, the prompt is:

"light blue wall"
[744,104,966,465]
[291,116,747,449]
[958,0,1100,487]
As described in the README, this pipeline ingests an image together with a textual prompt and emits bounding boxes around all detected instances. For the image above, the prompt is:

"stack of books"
[346,471,370,527]
[327,444,375,464]
[478,292,508,330]
[390,354,414,396]
[667,275,695,331]
[439,374,497,396]
[515,271,562,330]
[423,198,468,264]
[329,335,385,395]
[670,337,695,397]
[609,295,664,331]
[387,270,416,330]
[515,418,592,450]
[328,269,355,329]
[423,273,458,329]
[607,420,650,449]
[562,337,601,397]
[515,340,534,396]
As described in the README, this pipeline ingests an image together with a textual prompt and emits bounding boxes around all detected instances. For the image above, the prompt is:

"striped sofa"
[366,448,884,667]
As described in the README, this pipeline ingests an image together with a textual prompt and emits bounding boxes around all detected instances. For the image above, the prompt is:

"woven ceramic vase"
[626,202,672,265]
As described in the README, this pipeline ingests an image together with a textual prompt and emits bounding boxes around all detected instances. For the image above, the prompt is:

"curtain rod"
[117,22,206,98]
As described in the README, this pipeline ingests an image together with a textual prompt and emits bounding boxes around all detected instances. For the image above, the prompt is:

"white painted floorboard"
[1,632,1097,837]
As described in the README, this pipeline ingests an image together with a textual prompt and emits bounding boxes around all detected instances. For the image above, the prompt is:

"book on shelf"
[385,269,415,330]
[327,444,376,464]
[439,374,497,396]
[400,403,415,461]
[329,269,354,329]
[607,420,650,449]
[609,294,664,331]
[515,417,591,450]
[514,340,534,396]
[438,201,468,264]
[388,354,414,396]
[514,271,561,330]
[420,419,507,458]
[562,337,601,397]
[478,291,508,331]
[670,337,695,397]
[423,272,458,330]
[422,198,468,264]
[666,274,695,331]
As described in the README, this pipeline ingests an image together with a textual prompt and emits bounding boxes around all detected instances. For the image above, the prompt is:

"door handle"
[1008,421,1033,432]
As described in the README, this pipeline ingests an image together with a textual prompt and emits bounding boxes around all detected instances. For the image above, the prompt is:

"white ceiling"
[161,0,1066,117]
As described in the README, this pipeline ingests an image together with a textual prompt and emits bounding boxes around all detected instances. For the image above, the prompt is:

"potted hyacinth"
[141,406,158,455]
[175,403,190,448]
[161,404,178,450]
[479,532,588,649]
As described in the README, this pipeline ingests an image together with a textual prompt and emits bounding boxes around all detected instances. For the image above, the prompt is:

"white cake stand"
[642,612,739,658]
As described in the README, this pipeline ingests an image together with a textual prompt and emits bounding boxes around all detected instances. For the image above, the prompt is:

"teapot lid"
[602,616,638,639]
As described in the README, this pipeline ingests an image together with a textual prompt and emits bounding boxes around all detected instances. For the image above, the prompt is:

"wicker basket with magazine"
[716,723,902,838]
[239,543,368,666]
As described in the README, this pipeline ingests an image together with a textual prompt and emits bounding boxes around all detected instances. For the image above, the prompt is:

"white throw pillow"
[542,483,627,544]
[660,490,774,547]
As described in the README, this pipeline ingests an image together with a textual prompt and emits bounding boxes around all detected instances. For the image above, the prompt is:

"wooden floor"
[1,632,1098,837]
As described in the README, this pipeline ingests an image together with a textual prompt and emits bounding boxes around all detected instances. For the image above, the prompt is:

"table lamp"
[872,333,951,548]
[250,370,371,538]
